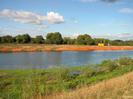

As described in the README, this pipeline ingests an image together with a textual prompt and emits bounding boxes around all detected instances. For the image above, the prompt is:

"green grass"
[0,57,133,99]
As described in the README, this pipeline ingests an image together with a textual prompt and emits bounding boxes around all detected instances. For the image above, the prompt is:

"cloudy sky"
[0,0,133,39]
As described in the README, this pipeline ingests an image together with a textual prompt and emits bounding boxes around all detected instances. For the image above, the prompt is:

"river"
[0,50,133,69]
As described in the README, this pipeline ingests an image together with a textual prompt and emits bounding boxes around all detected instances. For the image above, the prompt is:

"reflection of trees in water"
[75,51,95,64]
[1,51,133,69]
[46,52,62,67]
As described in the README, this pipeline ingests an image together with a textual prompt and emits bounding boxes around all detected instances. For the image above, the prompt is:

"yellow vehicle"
[98,43,104,47]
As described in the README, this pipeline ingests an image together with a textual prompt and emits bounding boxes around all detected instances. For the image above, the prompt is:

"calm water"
[0,50,133,69]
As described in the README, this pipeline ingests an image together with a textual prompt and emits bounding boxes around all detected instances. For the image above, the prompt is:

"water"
[0,50,133,69]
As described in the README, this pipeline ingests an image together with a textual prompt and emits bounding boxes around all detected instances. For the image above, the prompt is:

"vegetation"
[0,57,133,99]
[48,71,133,99]
[15,34,31,43]
[0,32,133,45]
[76,34,93,45]
[63,37,76,44]
[32,35,45,44]
[46,32,63,44]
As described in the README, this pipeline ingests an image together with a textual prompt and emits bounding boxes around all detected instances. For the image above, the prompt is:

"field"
[1,44,133,52]
[1,57,133,99]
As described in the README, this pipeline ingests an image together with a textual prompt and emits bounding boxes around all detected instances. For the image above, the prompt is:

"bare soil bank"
[0,44,133,52]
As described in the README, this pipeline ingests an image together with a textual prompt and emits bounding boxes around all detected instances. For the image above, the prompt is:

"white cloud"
[0,9,64,26]
[116,33,133,38]
[46,12,64,24]
[119,8,133,14]
[93,33,133,40]
[0,26,47,37]
[72,33,81,38]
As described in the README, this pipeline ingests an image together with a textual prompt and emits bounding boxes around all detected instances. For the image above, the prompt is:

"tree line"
[0,32,133,46]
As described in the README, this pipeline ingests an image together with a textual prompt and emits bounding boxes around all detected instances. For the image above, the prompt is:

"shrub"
[81,67,96,77]
[100,60,118,72]
[117,57,133,67]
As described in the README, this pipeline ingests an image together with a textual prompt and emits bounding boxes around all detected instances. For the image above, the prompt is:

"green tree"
[63,37,75,44]
[33,35,44,44]
[15,35,23,43]
[124,40,133,46]
[22,34,31,43]
[110,40,124,46]
[46,32,63,44]
[93,38,110,45]
[0,37,1,43]
[1,35,14,43]
[15,34,31,43]
[76,34,93,45]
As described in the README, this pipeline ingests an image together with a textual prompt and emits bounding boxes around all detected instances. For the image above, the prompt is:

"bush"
[81,67,96,77]
[117,57,133,66]
[100,60,118,72]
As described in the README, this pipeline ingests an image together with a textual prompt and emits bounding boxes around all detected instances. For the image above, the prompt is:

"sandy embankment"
[0,44,133,52]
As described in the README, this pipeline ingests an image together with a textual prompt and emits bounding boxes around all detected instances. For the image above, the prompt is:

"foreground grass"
[0,57,133,99]
[47,71,133,99]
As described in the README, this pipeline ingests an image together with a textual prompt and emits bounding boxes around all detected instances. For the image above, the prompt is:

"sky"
[0,0,133,39]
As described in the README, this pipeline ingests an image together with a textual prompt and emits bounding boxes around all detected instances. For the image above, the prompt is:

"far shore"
[0,44,133,52]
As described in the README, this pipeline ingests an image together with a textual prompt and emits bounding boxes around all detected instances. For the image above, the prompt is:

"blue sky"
[0,0,133,39]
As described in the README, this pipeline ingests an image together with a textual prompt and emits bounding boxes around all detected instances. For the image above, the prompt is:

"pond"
[0,50,133,69]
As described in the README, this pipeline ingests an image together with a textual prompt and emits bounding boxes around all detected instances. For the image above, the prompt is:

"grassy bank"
[47,71,133,99]
[0,57,133,99]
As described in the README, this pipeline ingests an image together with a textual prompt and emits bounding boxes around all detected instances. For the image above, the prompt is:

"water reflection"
[0,50,133,69]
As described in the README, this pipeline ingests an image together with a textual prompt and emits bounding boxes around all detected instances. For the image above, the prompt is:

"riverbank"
[46,71,133,99]
[1,44,133,52]
[0,57,133,99]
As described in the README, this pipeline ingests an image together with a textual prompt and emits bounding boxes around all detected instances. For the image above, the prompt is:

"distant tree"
[93,38,110,45]
[15,35,23,43]
[1,32,133,46]
[33,35,44,44]
[76,34,93,45]
[1,35,14,43]
[63,37,75,44]
[46,32,63,44]
[0,37,1,43]
[15,34,31,43]
[22,34,31,43]
[110,40,124,46]
[124,40,133,46]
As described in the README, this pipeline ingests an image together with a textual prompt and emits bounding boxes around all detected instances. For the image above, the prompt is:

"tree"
[124,40,133,46]
[15,35,23,43]
[110,40,124,46]
[76,34,93,45]
[1,35,14,43]
[63,37,75,44]
[15,34,31,43]
[33,35,44,44]
[22,34,31,43]
[0,37,1,43]
[93,38,110,45]
[46,32,63,44]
